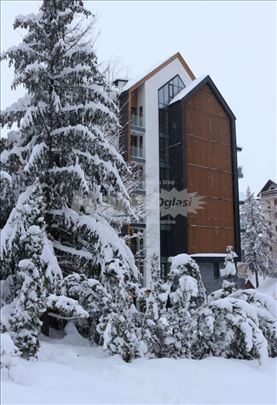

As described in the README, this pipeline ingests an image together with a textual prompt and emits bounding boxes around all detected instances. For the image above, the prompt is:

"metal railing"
[131,114,144,128]
[260,190,277,197]
[131,146,144,159]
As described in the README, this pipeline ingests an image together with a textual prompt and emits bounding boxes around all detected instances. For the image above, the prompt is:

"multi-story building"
[116,53,240,292]
[258,180,277,270]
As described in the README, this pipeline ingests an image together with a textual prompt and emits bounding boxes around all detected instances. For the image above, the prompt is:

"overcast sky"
[1,0,276,194]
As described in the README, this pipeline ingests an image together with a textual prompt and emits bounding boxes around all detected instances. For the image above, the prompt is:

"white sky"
[1,0,276,194]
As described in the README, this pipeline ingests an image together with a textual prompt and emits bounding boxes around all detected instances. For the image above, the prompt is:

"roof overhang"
[169,75,236,120]
[122,52,195,94]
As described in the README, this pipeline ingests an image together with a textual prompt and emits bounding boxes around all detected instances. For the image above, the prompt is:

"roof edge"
[126,52,195,93]
[170,75,236,120]
[258,179,277,196]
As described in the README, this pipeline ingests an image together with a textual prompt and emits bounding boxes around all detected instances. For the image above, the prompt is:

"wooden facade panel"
[188,199,234,228]
[184,84,235,253]
[188,226,235,254]
[187,135,232,172]
[187,85,229,119]
[186,109,210,139]
[188,166,233,200]
[210,115,231,145]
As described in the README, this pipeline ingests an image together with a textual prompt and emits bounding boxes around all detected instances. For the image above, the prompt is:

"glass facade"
[158,75,185,277]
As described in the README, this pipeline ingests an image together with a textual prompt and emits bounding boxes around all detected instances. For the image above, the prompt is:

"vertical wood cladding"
[185,84,235,253]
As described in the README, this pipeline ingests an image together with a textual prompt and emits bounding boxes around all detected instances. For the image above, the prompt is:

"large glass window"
[159,75,185,278]
[158,75,185,109]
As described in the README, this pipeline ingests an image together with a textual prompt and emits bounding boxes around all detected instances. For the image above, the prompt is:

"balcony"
[131,146,144,159]
[261,189,277,198]
[238,166,244,179]
[131,114,145,130]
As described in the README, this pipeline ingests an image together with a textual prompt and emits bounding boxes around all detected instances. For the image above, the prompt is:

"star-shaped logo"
[160,188,205,218]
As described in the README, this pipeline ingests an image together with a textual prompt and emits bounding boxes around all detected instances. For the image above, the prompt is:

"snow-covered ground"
[258,277,277,300]
[2,323,276,405]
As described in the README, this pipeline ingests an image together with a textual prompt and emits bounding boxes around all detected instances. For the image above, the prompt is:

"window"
[213,263,220,279]
[159,138,169,162]
[131,135,143,158]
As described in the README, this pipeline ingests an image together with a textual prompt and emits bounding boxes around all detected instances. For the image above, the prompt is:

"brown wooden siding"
[185,84,235,253]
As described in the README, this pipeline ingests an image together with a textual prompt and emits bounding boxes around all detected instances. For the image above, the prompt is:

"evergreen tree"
[241,187,272,287]
[97,259,139,362]
[140,255,172,358]
[230,289,277,357]
[220,246,237,278]
[4,182,48,357]
[193,297,268,364]
[141,254,206,358]
[1,0,139,359]
[165,254,206,357]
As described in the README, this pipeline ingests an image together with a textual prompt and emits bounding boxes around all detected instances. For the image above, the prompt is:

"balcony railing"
[238,166,244,179]
[260,190,277,197]
[131,146,144,159]
[131,114,144,128]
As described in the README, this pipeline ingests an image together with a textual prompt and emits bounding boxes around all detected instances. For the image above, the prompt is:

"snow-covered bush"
[141,254,205,359]
[208,280,236,303]
[167,254,206,311]
[193,297,268,363]
[230,290,277,357]
[0,333,20,374]
[97,259,139,362]
[220,246,237,278]
[47,295,89,320]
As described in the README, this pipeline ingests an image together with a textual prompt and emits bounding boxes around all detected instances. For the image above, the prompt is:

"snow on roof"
[121,54,175,92]
[169,75,207,104]
[121,52,194,92]
[190,253,226,258]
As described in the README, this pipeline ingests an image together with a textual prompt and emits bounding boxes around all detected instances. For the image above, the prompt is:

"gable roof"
[122,52,195,93]
[169,75,236,120]
[258,179,277,196]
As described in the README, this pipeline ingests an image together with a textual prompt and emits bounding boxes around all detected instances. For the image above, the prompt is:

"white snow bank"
[1,323,276,404]
[258,277,277,301]
[168,253,193,268]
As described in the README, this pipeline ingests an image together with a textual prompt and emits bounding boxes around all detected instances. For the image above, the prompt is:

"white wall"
[143,58,193,287]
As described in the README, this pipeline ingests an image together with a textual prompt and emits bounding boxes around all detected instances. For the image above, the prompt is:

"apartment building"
[116,53,240,291]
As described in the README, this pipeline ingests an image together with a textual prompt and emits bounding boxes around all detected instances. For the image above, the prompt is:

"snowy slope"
[2,323,276,404]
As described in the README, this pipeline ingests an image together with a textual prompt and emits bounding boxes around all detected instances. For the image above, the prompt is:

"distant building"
[116,53,241,292]
[258,180,277,270]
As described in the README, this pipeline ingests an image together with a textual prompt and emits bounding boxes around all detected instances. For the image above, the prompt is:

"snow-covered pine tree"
[229,289,277,357]
[193,297,268,363]
[139,254,173,358]
[140,254,206,358]
[241,187,272,287]
[220,245,237,278]
[165,254,206,357]
[1,0,139,359]
[96,259,139,362]
[208,280,236,303]
[60,262,140,363]
[0,133,22,231]
[4,182,48,357]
